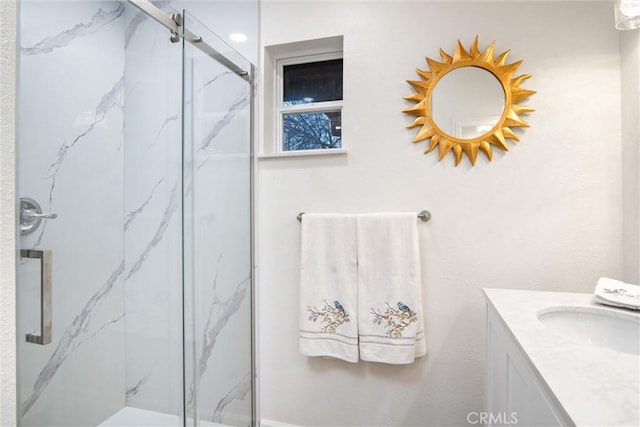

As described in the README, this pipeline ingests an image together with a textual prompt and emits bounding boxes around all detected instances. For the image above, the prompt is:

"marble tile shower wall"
[18,1,252,426]
[18,1,126,425]
[122,0,183,416]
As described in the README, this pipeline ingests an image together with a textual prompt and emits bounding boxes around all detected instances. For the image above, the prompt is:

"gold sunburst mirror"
[404,37,535,166]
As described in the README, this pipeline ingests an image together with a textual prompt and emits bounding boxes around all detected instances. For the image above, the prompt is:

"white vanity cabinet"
[485,302,571,427]
[483,288,639,427]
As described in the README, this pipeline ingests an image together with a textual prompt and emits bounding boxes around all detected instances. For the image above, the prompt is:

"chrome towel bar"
[297,210,431,223]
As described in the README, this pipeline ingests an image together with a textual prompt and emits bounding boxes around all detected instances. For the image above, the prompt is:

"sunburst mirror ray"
[403,36,535,166]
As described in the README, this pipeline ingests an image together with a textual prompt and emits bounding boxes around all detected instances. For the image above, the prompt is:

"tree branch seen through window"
[283,109,342,151]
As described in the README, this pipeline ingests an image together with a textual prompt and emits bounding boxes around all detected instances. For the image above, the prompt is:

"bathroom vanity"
[484,288,640,427]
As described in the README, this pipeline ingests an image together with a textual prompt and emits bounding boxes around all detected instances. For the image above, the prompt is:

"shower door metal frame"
[128,0,251,81]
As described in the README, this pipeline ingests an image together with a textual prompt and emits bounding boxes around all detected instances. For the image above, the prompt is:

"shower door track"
[127,0,252,82]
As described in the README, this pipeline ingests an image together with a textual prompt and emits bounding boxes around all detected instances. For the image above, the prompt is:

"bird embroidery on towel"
[371,301,418,338]
[334,300,346,315]
[306,299,350,333]
[397,301,412,316]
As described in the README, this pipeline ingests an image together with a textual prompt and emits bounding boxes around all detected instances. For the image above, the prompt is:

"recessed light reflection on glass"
[229,33,248,43]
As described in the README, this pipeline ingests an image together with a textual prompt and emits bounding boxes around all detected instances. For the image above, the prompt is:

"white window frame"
[276,51,344,154]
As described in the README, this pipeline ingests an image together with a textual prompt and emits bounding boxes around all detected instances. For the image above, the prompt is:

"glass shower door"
[181,10,254,427]
[16,2,253,426]
[16,1,184,425]
[16,1,128,425]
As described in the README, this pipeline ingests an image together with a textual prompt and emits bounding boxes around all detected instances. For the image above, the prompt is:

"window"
[261,36,344,158]
[277,53,343,153]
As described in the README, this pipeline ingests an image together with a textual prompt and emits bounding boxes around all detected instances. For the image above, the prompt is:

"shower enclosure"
[16,1,254,425]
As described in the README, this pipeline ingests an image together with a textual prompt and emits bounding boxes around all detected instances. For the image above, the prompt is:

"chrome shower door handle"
[21,210,58,221]
[20,197,57,235]
[21,249,52,345]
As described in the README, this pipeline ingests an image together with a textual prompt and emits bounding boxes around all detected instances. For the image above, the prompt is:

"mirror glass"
[431,66,505,139]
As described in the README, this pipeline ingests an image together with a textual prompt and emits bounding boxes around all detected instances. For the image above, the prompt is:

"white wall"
[258,1,625,426]
[621,29,640,283]
[0,1,17,426]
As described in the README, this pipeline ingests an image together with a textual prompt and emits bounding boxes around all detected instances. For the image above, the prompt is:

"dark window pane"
[283,111,342,151]
[283,59,343,105]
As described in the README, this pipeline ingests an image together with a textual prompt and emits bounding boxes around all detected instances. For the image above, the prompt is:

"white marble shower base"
[98,406,221,427]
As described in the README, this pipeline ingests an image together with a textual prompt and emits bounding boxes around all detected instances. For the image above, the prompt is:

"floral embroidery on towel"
[602,287,640,301]
[371,301,417,338]
[307,299,350,333]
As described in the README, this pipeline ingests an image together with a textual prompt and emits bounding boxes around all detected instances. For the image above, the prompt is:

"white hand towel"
[299,214,359,362]
[357,213,426,364]
[594,277,640,310]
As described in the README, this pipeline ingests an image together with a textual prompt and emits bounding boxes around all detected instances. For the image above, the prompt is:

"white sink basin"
[537,306,640,356]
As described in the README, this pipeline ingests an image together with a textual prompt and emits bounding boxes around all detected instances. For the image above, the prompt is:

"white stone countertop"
[483,288,640,427]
